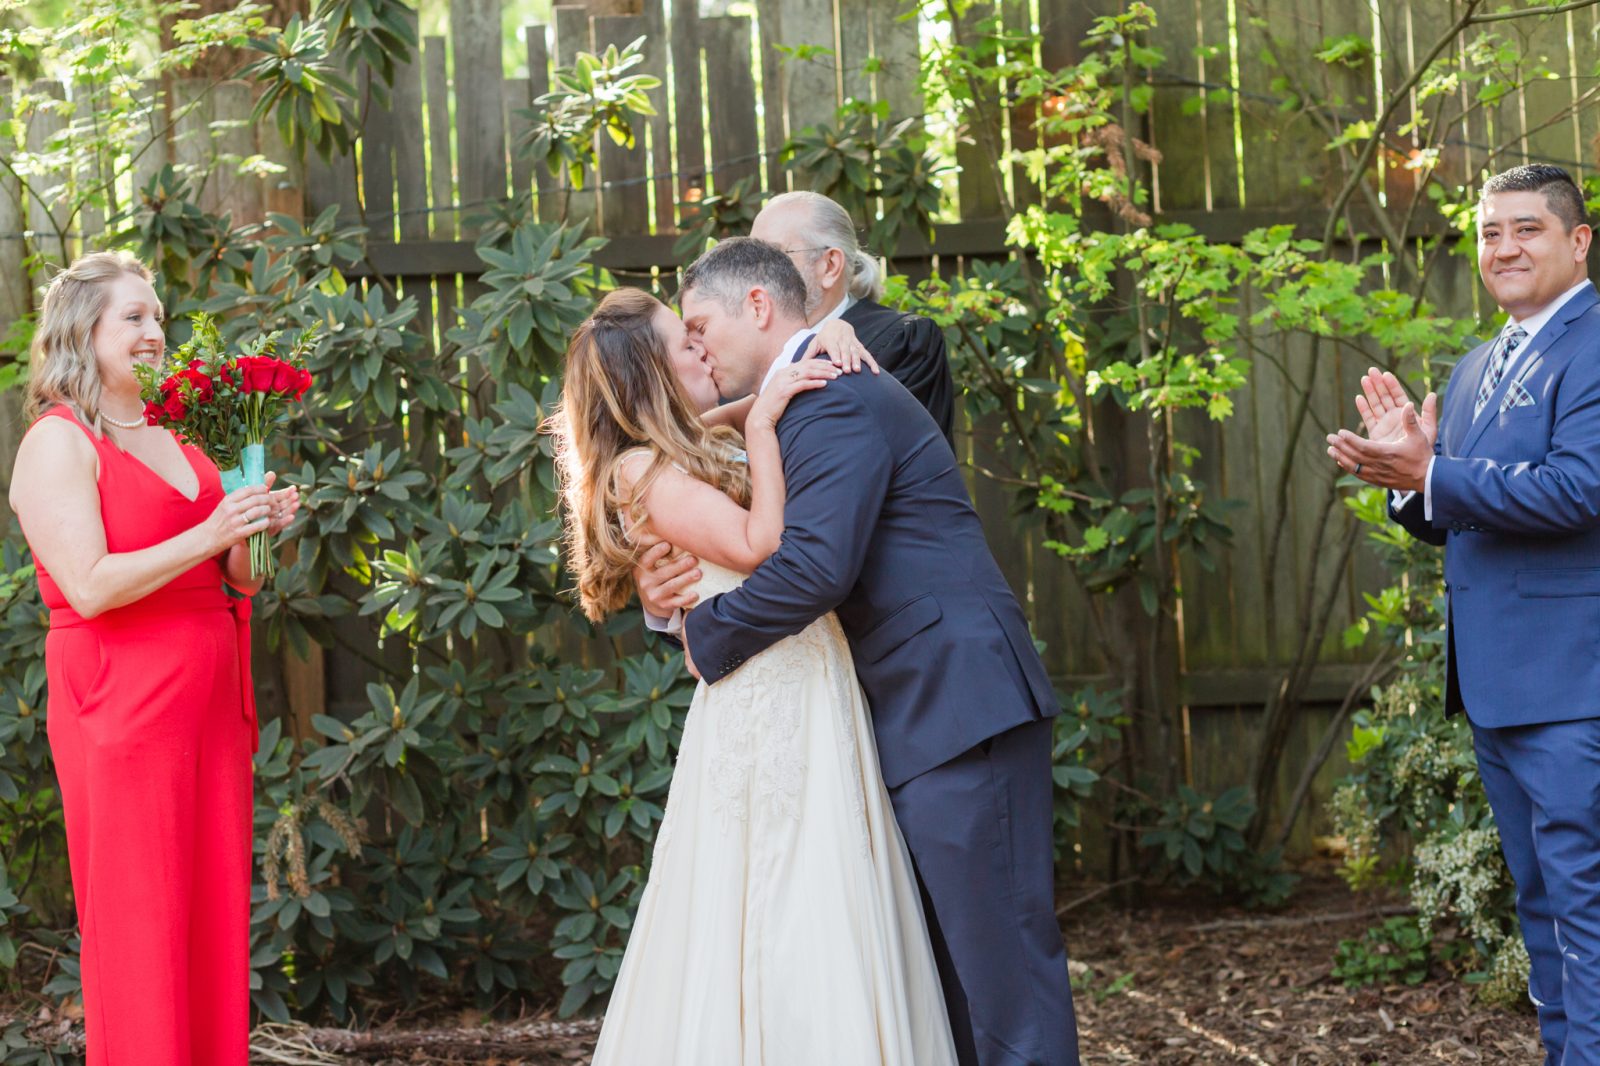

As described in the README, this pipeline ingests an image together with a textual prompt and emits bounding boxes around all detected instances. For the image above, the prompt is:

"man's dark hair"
[679,237,809,321]
[1481,164,1591,232]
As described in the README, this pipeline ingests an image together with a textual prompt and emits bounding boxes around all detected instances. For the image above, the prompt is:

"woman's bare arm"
[624,362,840,572]
[9,420,272,618]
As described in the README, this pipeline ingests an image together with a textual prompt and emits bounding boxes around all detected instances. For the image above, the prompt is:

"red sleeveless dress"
[33,405,255,1066]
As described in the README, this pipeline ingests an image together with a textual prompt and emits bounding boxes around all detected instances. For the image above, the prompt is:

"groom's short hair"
[679,237,808,321]
[1482,164,1590,233]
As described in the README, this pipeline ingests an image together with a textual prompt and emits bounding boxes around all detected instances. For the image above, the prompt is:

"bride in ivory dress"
[553,287,957,1065]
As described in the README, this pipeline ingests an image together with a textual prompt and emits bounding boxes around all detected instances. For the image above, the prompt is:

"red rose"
[295,368,313,400]
[268,360,298,394]
[177,367,214,404]
[162,391,188,421]
[143,400,163,426]
[238,356,277,394]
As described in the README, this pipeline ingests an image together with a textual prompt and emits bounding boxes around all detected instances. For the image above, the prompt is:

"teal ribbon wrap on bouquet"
[221,443,274,579]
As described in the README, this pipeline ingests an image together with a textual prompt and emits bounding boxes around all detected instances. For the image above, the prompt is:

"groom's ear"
[747,286,774,329]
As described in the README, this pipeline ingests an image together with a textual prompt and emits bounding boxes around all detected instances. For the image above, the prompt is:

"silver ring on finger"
[1353,463,1363,475]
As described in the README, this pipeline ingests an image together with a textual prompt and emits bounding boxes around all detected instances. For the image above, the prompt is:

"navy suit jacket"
[1392,283,1600,725]
[684,358,1058,788]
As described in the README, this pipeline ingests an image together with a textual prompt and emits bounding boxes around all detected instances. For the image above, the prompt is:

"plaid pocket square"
[1500,380,1536,412]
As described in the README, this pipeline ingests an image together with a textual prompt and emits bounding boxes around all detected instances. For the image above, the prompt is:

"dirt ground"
[1060,870,1541,1064]
[10,869,1544,1064]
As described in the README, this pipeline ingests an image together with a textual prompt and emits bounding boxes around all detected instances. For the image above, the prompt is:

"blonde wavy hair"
[25,251,157,433]
[553,288,751,622]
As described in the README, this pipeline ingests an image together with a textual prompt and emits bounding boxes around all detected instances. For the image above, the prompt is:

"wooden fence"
[3,0,1598,845]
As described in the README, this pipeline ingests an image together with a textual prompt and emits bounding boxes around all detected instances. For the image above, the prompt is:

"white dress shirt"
[757,327,823,395]
[1394,278,1593,519]
[816,293,856,326]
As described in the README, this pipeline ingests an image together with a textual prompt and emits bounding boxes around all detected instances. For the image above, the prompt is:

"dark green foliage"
[1333,916,1431,988]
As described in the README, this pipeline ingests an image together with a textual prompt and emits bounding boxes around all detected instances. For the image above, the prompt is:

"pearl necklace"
[102,410,145,429]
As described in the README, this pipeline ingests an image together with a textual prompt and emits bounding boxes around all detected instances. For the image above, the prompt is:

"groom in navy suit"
[1330,164,1600,1065]
[676,237,1079,1066]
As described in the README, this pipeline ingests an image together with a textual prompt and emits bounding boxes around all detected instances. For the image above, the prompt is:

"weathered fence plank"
[392,15,429,242]
[0,79,26,522]
[640,0,674,233]
[596,14,651,236]
[361,67,398,240]
[423,34,456,240]
[24,80,68,267]
[553,6,597,228]
[452,0,508,236]
[702,16,762,193]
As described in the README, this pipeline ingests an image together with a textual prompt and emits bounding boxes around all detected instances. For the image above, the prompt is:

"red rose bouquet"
[137,313,315,578]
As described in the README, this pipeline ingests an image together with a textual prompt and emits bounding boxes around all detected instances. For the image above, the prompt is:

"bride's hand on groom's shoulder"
[750,361,841,434]
[812,319,880,376]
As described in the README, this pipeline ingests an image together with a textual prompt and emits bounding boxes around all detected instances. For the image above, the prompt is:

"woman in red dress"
[7,252,302,1066]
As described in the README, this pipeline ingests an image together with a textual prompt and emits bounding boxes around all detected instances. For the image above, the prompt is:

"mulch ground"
[1060,869,1541,1064]
[7,868,1544,1064]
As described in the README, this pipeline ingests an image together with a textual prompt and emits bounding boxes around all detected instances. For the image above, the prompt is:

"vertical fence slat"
[839,0,874,107]
[130,80,167,202]
[506,67,535,211]
[641,0,674,233]
[779,0,838,151]
[1147,0,1205,213]
[1000,0,1039,210]
[526,26,558,224]
[553,6,597,229]
[702,16,761,193]
[393,16,430,242]
[0,78,26,522]
[595,14,650,236]
[954,4,1003,218]
[1576,6,1600,182]
[361,68,398,240]
[212,81,263,225]
[670,0,707,214]
[756,0,789,193]
[423,36,455,240]
[453,0,508,238]
[25,80,68,267]
[871,0,922,123]
[1520,11,1582,170]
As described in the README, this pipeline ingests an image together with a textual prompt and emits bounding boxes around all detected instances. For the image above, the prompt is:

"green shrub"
[1332,915,1431,988]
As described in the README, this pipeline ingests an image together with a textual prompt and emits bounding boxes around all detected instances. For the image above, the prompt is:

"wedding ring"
[1354,463,1363,475]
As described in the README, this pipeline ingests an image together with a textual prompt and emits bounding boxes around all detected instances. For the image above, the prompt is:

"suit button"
[1457,585,1468,592]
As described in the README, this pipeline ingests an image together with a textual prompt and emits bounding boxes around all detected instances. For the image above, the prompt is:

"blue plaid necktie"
[1474,324,1529,419]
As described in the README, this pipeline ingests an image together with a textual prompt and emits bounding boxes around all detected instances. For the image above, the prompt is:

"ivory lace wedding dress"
[590,559,958,1066]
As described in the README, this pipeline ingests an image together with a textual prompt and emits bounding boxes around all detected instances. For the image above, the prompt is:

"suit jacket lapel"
[1456,285,1600,457]
[1445,340,1492,456]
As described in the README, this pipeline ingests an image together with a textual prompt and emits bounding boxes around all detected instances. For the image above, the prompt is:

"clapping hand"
[1325,367,1438,492]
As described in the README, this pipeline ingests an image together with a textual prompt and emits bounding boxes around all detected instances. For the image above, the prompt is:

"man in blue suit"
[677,237,1080,1066]
[1329,164,1600,1065]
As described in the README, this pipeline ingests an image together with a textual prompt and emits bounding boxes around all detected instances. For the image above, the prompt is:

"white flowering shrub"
[1329,488,1524,1001]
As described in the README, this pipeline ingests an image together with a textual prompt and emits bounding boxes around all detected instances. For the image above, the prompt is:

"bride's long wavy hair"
[552,288,751,622]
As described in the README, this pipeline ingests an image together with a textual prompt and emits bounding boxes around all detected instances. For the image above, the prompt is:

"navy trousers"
[1473,716,1600,1066]
[888,718,1080,1066]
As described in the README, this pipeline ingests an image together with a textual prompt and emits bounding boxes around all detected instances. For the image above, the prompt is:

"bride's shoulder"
[612,446,658,489]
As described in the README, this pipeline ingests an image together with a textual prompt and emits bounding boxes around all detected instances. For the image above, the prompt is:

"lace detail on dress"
[709,621,826,829]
